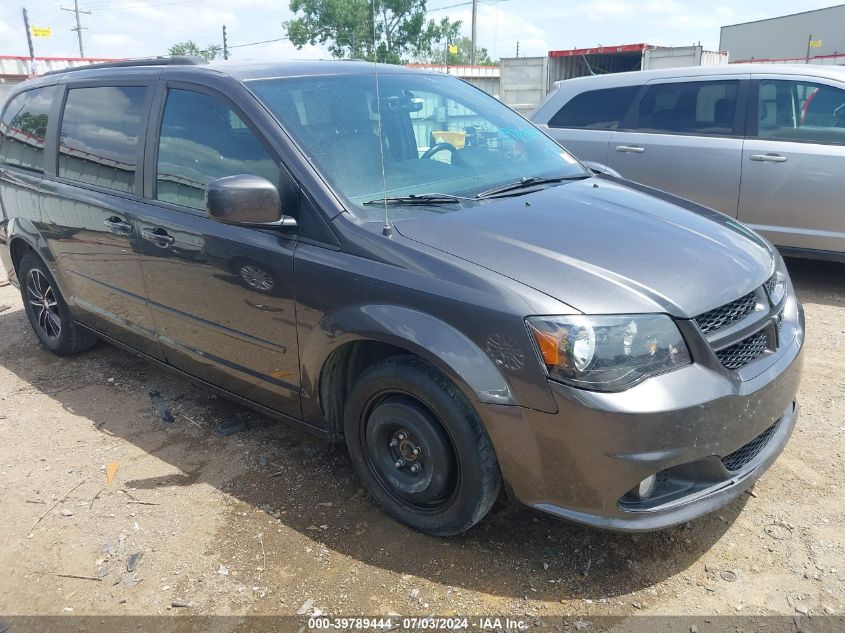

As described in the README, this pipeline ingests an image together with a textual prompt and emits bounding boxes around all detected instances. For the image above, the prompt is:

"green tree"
[168,40,223,61]
[11,112,48,141]
[286,0,460,64]
[446,36,495,66]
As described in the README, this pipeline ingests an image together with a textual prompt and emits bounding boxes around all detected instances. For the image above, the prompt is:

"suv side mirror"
[207,175,296,228]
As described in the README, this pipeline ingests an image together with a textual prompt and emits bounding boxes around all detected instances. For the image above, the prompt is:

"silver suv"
[532,64,845,261]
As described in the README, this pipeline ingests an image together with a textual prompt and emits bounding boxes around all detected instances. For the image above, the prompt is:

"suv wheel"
[18,253,98,356]
[344,355,501,536]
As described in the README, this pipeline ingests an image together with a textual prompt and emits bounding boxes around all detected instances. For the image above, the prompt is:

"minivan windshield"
[248,72,588,220]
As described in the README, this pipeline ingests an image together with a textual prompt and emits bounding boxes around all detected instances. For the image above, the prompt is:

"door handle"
[750,153,787,163]
[616,145,645,153]
[141,227,175,246]
[103,217,133,235]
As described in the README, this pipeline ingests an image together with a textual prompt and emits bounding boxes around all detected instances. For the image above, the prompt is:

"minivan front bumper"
[478,301,804,532]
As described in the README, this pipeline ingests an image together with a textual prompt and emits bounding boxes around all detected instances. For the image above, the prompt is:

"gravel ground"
[0,257,842,618]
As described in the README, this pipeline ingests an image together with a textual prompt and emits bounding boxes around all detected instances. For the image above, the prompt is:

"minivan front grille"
[695,291,757,335]
[721,417,783,472]
[715,330,768,370]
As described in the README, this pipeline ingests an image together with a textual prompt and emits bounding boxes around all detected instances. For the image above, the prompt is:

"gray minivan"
[0,58,803,535]
[532,64,845,261]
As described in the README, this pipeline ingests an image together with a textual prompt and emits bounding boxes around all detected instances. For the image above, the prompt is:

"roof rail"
[42,55,207,77]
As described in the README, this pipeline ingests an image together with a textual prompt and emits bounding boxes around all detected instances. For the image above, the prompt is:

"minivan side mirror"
[206,175,296,228]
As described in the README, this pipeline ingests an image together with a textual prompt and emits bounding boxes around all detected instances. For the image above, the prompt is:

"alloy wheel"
[26,269,62,339]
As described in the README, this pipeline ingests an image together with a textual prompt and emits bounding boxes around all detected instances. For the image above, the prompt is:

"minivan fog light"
[632,475,657,500]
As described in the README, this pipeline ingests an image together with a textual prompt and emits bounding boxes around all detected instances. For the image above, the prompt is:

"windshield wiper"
[363,193,463,206]
[475,174,591,199]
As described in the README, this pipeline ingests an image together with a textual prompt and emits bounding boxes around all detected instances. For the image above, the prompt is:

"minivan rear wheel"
[343,355,501,536]
[18,253,98,356]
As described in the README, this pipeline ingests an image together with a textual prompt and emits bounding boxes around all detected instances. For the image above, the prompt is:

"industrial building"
[721,4,845,64]
[1,56,116,102]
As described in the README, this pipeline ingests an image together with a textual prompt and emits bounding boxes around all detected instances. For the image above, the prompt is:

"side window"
[156,89,278,211]
[58,86,148,193]
[0,86,56,173]
[548,86,641,130]
[755,79,845,145]
[635,80,739,136]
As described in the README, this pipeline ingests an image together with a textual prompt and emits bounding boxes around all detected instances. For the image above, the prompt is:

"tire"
[344,355,501,536]
[18,253,98,356]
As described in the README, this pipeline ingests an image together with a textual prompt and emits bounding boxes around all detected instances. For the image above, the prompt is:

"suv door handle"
[103,216,133,235]
[750,153,787,163]
[616,145,645,154]
[141,227,175,246]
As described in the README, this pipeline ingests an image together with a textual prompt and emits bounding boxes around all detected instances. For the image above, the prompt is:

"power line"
[228,36,290,50]
[86,0,199,11]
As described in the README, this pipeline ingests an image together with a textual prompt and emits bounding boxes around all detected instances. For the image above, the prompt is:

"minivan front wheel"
[344,356,501,536]
[18,253,98,356]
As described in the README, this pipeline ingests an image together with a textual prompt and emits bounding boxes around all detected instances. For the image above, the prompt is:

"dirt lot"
[0,257,842,619]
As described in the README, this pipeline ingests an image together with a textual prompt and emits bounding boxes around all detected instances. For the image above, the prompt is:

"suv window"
[548,86,640,130]
[0,86,56,173]
[156,89,277,211]
[636,80,739,136]
[59,86,148,194]
[756,79,845,145]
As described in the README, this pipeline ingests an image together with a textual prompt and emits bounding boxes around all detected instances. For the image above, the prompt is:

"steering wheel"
[421,142,462,164]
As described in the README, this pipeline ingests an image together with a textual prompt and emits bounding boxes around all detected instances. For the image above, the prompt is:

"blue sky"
[0,0,840,62]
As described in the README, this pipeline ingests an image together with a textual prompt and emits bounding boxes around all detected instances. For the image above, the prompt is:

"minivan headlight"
[766,270,786,306]
[527,314,691,392]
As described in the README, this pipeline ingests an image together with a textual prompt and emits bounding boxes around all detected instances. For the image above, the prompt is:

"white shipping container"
[642,46,728,70]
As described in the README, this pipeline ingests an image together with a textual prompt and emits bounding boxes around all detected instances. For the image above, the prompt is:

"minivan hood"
[394,178,774,318]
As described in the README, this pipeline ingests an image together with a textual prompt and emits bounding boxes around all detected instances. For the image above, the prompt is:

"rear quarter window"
[0,85,57,173]
[548,85,640,130]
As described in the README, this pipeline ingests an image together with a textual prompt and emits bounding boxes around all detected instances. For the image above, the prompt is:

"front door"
[137,85,301,418]
[606,77,747,216]
[738,76,845,254]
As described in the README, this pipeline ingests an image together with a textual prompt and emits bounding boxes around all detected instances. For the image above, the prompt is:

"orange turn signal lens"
[528,322,560,367]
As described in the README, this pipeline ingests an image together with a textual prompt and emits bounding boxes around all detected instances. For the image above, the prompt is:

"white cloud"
[459,5,550,59]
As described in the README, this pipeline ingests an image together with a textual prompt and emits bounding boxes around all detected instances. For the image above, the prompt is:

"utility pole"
[61,0,90,58]
[805,33,812,64]
[516,41,519,58]
[22,8,35,66]
[222,24,229,60]
[470,0,478,66]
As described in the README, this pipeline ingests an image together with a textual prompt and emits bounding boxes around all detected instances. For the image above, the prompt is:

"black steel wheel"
[344,355,501,536]
[18,253,98,356]
[363,394,459,510]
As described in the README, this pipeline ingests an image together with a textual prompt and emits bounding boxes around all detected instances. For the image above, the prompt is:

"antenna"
[371,0,392,237]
